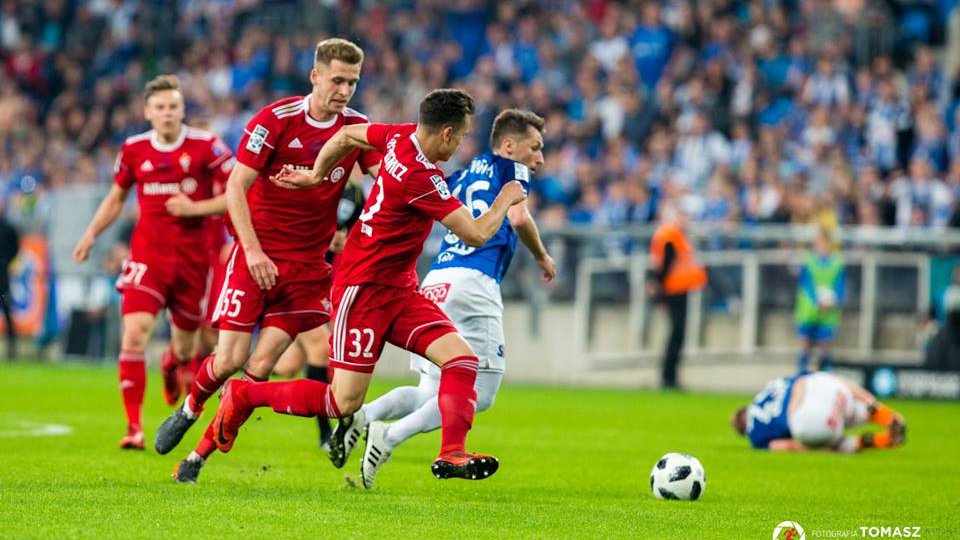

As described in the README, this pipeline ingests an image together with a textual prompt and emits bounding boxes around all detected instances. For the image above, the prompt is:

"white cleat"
[361,421,392,489]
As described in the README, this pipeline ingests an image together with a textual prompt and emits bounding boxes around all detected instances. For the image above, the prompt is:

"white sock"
[847,401,870,427]
[363,380,435,424]
[182,396,197,419]
[384,396,442,449]
[186,451,205,463]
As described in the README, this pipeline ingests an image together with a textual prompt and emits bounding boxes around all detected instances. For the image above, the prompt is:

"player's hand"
[72,234,95,262]
[329,229,348,254]
[271,165,320,190]
[501,181,528,206]
[246,248,279,290]
[536,253,557,283]
[165,193,196,217]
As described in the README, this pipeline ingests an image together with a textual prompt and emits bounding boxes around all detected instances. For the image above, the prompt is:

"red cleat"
[119,427,145,450]
[431,451,499,480]
[212,379,254,453]
[161,349,181,406]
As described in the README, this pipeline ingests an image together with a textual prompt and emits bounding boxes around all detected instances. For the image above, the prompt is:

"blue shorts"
[796,323,836,343]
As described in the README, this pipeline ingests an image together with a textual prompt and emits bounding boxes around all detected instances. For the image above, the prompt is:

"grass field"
[1,362,958,539]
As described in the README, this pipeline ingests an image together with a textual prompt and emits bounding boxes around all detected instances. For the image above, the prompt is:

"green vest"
[795,252,844,326]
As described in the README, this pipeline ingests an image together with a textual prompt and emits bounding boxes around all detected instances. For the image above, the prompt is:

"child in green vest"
[795,226,845,372]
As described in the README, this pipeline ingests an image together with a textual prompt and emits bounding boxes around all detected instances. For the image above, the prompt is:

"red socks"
[188,355,228,410]
[246,379,340,418]
[118,350,146,430]
[438,356,479,456]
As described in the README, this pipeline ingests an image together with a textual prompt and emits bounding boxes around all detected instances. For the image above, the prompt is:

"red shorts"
[203,258,227,328]
[328,283,458,374]
[211,245,332,338]
[116,257,208,331]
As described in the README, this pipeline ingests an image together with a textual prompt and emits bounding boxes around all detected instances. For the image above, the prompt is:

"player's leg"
[273,337,306,378]
[299,326,335,448]
[788,372,850,449]
[117,311,157,449]
[160,322,200,406]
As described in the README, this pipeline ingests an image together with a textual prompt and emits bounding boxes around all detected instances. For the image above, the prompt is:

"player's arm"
[273,124,377,189]
[165,193,227,217]
[508,202,556,282]
[767,439,809,452]
[226,162,278,289]
[73,184,130,262]
[442,181,528,247]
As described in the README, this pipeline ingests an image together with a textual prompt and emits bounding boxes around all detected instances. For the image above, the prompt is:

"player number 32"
[349,328,375,358]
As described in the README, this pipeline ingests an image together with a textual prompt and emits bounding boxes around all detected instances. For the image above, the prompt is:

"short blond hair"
[314,38,364,66]
[144,74,182,100]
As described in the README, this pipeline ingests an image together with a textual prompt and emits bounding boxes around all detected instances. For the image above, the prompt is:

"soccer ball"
[650,452,706,501]
[817,286,837,308]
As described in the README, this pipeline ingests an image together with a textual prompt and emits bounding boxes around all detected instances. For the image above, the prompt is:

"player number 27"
[349,328,375,358]
[119,261,148,286]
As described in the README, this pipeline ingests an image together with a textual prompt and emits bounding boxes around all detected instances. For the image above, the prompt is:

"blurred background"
[2,0,960,396]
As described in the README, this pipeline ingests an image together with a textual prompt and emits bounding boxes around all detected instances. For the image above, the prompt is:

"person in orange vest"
[647,201,707,389]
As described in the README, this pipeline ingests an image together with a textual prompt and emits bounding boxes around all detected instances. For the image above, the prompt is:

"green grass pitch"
[1,362,958,539]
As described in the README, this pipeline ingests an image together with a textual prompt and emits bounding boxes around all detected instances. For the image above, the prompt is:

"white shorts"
[410,267,505,375]
[787,372,854,447]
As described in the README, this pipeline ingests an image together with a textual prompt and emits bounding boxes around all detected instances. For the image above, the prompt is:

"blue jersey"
[431,153,531,283]
[745,376,797,449]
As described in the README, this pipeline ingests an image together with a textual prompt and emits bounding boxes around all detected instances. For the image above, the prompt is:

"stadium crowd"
[1,0,960,235]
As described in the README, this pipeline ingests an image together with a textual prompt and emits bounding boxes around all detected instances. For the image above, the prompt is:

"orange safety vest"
[649,223,707,295]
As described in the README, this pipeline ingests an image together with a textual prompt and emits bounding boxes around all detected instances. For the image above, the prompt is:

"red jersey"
[336,123,464,289]
[114,127,234,264]
[234,96,380,265]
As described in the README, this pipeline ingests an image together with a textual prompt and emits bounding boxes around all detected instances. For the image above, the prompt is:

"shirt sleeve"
[406,170,464,222]
[364,123,393,153]
[235,108,280,171]
[358,147,383,174]
[113,143,135,189]
[206,136,235,192]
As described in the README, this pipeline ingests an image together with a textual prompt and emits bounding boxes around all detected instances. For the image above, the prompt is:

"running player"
[348,109,557,488]
[213,89,528,482]
[72,75,234,449]
[730,371,906,452]
[153,38,380,483]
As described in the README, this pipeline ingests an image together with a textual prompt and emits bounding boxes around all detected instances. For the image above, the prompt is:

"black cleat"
[172,457,204,484]
[155,406,200,455]
[328,409,365,469]
[431,452,499,480]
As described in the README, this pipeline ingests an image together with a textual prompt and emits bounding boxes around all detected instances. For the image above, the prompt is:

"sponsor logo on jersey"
[246,124,269,154]
[329,166,346,183]
[383,137,408,181]
[420,283,451,304]
[179,152,192,173]
[140,159,154,172]
[288,137,303,149]
[430,174,451,199]
[180,177,198,194]
[143,182,184,195]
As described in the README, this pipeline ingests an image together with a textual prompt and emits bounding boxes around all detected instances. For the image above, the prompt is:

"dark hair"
[315,38,364,66]
[144,74,182,100]
[490,109,545,148]
[419,89,475,131]
[731,406,748,436]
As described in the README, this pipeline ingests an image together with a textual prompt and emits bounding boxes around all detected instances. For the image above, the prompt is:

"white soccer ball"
[650,452,706,501]
[817,287,837,308]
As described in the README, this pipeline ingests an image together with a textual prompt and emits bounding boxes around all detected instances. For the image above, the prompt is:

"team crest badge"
[179,153,191,173]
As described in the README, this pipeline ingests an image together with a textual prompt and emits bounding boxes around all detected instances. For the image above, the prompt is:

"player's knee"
[171,342,193,362]
[214,351,246,378]
[332,388,364,416]
[475,391,496,413]
[121,322,151,350]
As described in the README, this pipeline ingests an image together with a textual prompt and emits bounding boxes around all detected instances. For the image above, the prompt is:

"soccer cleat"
[172,456,204,484]
[890,417,907,447]
[212,379,253,453]
[154,405,202,455]
[119,427,145,450]
[361,421,392,489]
[431,451,499,481]
[328,408,366,469]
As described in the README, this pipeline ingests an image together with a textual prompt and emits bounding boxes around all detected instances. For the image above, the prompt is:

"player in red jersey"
[213,89,527,482]
[72,75,234,450]
[155,39,381,483]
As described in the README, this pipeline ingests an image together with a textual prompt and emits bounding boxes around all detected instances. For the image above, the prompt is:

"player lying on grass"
[212,89,528,482]
[335,109,557,488]
[731,371,906,453]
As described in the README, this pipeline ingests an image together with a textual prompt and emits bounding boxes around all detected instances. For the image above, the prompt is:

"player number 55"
[218,289,245,318]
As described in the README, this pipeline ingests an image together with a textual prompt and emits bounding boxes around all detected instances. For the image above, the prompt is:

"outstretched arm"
[273,124,376,188]
[508,201,556,282]
[73,184,130,262]
[441,181,528,248]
